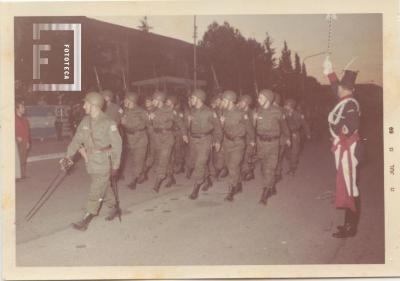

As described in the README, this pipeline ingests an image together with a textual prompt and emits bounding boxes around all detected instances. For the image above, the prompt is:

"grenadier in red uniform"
[323,56,361,238]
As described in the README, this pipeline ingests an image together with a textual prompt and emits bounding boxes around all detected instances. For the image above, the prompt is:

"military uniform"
[150,104,185,192]
[284,104,311,175]
[186,104,222,198]
[255,89,290,204]
[104,102,123,124]
[324,63,361,238]
[211,107,227,178]
[222,106,254,199]
[273,101,288,181]
[237,95,256,181]
[122,104,149,189]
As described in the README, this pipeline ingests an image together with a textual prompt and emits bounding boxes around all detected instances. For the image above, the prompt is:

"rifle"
[25,158,74,221]
[109,156,122,222]
[94,66,102,92]
[252,56,259,94]
[211,65,220,92]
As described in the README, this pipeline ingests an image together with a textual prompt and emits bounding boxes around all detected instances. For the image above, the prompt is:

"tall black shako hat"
[340,70,358,90]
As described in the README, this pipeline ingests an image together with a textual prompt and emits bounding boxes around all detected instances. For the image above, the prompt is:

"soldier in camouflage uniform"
[255,89,290,205]
[220,90,255,201]
[121,92,150,190]
[148,91,185,193]
[237,94,256,182]
[62,92,122,231]
[183,89,222,199]
[273,93,289,183]
[283,98,311,176]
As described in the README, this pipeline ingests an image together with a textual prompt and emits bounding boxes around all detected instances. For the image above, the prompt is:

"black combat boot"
[189,183,202,200]
[105,206,121,221]
[224,185,235,202]
[234,182,243,194]
[201,176,213,191]
[153,178,164,193]
[219,167,228,178]
[164,175,176,188]
[72,213,94,231]
[259,188,271,205]
[127,178,137,190]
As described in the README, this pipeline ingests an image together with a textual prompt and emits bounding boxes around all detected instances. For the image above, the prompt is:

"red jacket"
[15,114,30,142]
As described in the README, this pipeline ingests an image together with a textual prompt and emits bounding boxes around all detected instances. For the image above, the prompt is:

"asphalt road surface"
[15,133,384,266]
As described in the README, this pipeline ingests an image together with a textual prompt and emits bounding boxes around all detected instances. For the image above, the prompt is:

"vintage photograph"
[13,13,384,266]
[3,0,399,279]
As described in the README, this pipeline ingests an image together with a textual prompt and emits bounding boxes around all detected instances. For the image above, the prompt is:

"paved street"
[15,133,384,266]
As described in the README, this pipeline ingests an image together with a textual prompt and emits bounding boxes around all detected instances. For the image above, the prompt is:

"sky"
[93,14,382,86]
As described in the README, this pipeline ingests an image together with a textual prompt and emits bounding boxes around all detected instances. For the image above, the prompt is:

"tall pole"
[193,15,197,90]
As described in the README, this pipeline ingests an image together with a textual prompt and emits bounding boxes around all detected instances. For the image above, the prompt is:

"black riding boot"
[72,213,94,231]
[189,183,202,200]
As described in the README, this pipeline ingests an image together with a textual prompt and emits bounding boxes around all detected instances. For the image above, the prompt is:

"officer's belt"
[125,127,146,135]
[224,133,245,142]
[92,145,112,154]
[190,130,213,139]
[153,127,173,134]
[256,134,280,142]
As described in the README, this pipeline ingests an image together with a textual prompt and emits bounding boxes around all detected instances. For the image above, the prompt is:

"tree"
[294,53,301,74]
[138,16,153,32]
[278,41,293,73]
[301,62,307,77]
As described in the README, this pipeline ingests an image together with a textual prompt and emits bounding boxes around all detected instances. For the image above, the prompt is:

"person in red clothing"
[15,100,30,179]
[323,56,361,238]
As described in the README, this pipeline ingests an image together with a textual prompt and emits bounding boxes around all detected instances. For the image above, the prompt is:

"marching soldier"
[210,93,228,179]
[121,92,149,190]
[283,98,311,176]
[148,91,185,193]
[273,93,288,183]
[237,94,256,181]
[220,90,255,201]
[164,94,183,188]
[138,94,155,184]
[323,56,361,238]
[254,89,290,205]
[184,89,223,199]
[62,92,122,231]
[102,89,123,124]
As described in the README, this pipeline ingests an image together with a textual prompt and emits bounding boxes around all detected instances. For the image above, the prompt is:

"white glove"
[323,55,333,76]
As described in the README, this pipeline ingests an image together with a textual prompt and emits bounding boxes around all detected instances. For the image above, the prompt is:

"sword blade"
[26,171,68,221]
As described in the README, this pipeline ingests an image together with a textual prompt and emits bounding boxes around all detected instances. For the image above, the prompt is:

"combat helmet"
[84,92,105,108]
